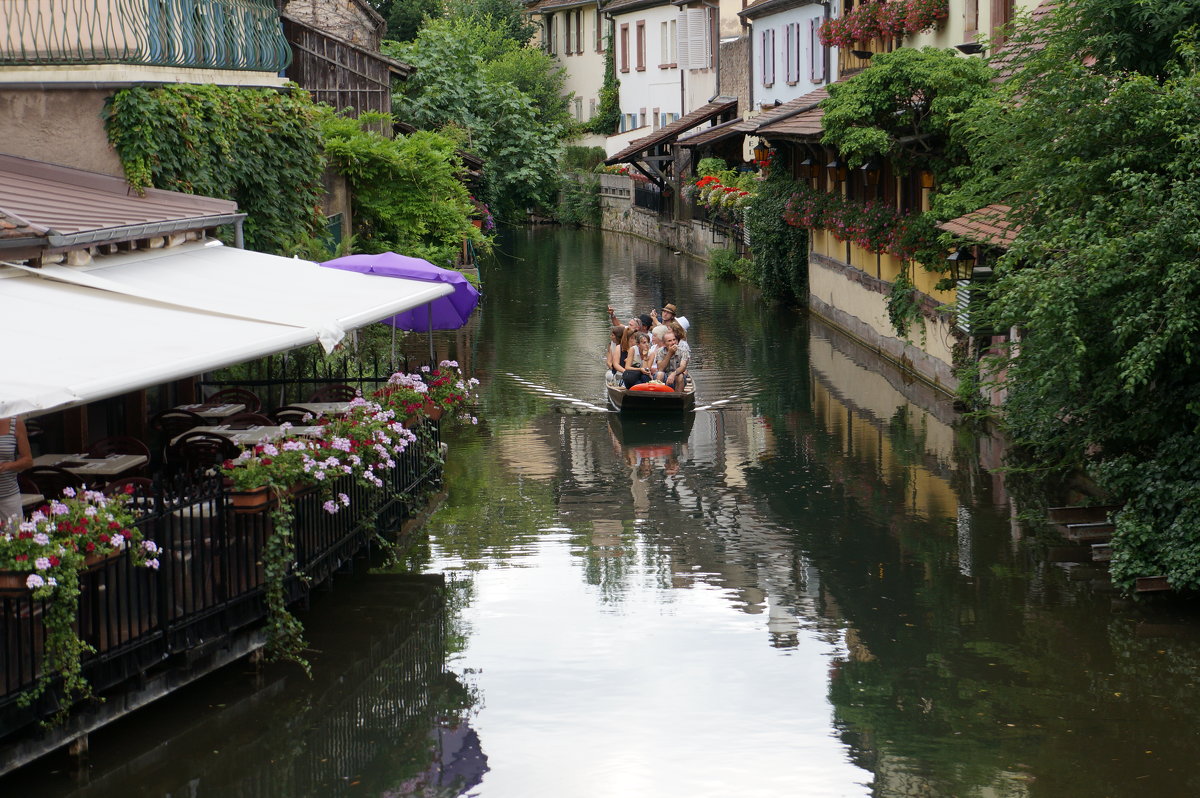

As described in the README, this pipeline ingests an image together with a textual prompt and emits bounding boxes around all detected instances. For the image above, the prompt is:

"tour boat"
[606,379,696,412]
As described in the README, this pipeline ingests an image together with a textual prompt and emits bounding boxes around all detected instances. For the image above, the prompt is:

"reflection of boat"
[606,379,696,412]
[608,409,695,449]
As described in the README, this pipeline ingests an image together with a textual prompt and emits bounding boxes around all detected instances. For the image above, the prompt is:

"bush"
[745,171,809,303]
[558,175,600,226]
[708,247,751,281]
[562,146,607,171]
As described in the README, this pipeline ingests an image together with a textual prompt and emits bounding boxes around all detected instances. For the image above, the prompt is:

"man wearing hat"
[655,303,689,331]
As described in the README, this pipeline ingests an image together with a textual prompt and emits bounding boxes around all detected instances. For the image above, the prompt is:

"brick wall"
[718,36,750,113]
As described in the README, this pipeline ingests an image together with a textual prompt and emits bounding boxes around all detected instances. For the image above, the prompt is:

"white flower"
[62,486,76,498]
[25,574,44,589]
[33,532,50,546]
[145,558,160,570]
[34,557,51,570]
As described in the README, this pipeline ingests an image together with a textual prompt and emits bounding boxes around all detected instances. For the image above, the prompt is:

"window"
[620,23,629,72]
[589,98,597,117]
[965,0,979,36]
[546,14,556,55]
[636,21,646,71]
[990,0,1015,44]
[684,8,711,70]
[652,106,661,130]
[761,28,775,87]
[576,10,583,54]
[564,11,572,54]
[639,108,646,128]
[595,10,603,53]
[575,98,583,120]
[660,20,678,67]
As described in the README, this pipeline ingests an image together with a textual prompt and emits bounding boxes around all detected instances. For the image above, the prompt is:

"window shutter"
[687,8,708,69]
[782,23,792,84]
[810,18,825,82]
[676,12,690,69]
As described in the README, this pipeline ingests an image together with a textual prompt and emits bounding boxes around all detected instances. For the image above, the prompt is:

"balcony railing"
[0,0,291,72]
[0,422,440,739]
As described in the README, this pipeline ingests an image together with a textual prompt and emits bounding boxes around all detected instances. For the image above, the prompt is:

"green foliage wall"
[104,84,326,254]
[746,172,808,304]
[557,174,600,227]
[318,111,485,267]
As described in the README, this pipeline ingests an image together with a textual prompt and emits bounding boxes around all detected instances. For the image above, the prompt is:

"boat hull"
[607,382,695,412]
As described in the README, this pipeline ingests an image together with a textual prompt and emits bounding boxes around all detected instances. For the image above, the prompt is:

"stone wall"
[283,0,383,48]
[597,174,739,262]
[718,36,750,112]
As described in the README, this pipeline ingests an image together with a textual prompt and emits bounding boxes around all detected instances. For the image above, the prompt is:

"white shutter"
[810,18,825,83]
[676,12,690,69]
[687,8,708,69]
[784,24,792,83]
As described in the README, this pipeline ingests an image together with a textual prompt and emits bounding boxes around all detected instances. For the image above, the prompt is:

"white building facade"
[739,0,830,110]
[530,0,612,145]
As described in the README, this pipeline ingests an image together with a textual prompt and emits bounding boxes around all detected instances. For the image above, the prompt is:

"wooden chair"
[23,465,85,499]
[307,383,359,402]
[223,412,274,428]
[205,387,262,414]
[86,435,152,461]
[149,408,207,440]
[270,405,319,425]
[167,432,241,477]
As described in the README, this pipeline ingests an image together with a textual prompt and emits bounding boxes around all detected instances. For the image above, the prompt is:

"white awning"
[0,241,455,417]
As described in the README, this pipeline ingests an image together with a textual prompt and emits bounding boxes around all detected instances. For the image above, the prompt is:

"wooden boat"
[606,379,696,412]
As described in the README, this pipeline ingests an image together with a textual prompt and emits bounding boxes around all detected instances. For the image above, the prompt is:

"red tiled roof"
[0,209,39,241]
[675,116,754,147]
[938,204,1020,248]
[606,97,739,164]
[990,1,1057,82]
[750,85,832,139]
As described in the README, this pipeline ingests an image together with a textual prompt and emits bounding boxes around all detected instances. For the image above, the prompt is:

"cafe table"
[173,424,325,447]
[291,402,353,418]
[20,492,44,510]
[174,402,246,421]
[32,453,149,479]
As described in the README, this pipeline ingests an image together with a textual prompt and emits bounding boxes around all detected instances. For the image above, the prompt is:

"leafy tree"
[447,0,537,45]
[820,46,995,175]
[318,111,487,267]
[373,0,442,43]
[1058,0,1200,78]
[936,5,1200,589]
[387,16,568,219]
[745,171,808,304]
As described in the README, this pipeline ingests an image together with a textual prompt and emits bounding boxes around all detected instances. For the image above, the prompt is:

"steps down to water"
[1046,504,1172,593]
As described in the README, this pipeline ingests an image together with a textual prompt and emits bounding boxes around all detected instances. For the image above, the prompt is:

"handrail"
[0,0,291,72]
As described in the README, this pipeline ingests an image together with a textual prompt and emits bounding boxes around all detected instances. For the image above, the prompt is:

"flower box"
[230,486,275,514]
[0,569,31,593]
[422,400,444,421]
[84,550,123,571]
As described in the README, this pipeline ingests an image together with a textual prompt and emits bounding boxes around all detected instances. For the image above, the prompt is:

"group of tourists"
[605,303,692,392]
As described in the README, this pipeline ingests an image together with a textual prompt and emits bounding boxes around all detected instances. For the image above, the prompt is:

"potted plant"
[4,487,159,716]
[421,360,480,422]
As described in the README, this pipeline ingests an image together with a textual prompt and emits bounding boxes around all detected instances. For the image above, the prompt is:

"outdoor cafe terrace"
[0,155,481,768]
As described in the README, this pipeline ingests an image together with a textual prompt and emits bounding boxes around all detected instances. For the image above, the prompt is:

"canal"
[6,226,1200,796]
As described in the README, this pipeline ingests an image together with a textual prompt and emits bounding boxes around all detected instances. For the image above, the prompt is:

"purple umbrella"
[321,252,480,361]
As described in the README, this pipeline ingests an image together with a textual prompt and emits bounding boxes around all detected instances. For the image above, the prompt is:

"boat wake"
[504,373,611,414]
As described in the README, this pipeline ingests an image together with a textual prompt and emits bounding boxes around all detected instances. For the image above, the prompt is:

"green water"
[6,226,1200,797]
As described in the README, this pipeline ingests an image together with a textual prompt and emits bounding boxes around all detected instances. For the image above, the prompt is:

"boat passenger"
[662,327,691,392]
[653,302,690,332]
[647,325,672,379]
[607,325,627,378]
[623,333,653,388]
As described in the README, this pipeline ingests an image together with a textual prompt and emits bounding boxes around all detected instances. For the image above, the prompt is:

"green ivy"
[886,265,924,341]
[745,171,809,304]
[707,247,752,281]
[104,84,326,254]
[585,32,620,136]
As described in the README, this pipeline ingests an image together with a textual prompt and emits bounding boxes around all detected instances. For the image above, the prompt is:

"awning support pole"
[428,303,434,364]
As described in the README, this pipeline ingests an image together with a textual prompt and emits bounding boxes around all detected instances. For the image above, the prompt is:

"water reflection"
[1,576,484,798]
[424,227,1200,797]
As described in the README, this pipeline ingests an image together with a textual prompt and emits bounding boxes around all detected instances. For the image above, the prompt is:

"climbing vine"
[585,32,620,135]
[104,84,326,254]
[745,171,809,304]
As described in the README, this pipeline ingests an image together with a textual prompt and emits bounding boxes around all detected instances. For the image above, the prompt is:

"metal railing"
[633,182,664,213]
[0,0,291,72]
[0,423,441,737]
